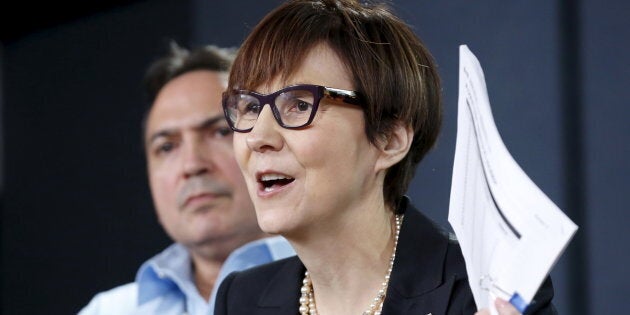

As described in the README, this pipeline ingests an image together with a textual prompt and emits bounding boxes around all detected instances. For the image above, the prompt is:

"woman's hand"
[474,298,521,315]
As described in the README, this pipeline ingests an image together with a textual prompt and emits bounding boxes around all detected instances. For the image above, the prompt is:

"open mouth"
[258,173,295,192]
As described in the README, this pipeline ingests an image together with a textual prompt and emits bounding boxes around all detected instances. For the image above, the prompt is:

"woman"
[216,0,556,314]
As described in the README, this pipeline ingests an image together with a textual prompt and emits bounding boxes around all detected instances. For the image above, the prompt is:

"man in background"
[79,41,294,315]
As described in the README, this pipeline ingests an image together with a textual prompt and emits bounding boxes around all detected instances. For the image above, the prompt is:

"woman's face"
[233,43,384,236]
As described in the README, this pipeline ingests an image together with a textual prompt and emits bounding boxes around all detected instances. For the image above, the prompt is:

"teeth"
[260,174,292,182]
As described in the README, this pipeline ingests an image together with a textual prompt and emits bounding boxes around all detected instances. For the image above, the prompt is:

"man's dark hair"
[141,40,237,139]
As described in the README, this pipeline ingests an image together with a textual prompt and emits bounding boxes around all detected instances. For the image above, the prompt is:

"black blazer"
[215,197,557,314]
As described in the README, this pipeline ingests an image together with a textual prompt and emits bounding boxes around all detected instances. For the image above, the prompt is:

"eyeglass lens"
[225,88,316,130]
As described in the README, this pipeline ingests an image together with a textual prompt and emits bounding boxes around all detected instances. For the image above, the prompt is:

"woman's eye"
[296,100,311,112]
[244,102,261,114]
[287,99,312,113]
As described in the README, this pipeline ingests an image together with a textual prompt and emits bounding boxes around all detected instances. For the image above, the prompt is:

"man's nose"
[181,139,213,178]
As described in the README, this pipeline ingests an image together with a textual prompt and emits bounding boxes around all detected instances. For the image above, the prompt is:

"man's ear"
[375,122,414,172]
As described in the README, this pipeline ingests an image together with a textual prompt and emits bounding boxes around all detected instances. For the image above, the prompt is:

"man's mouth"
[177,177,232,209]
[182,192,225,209]
[258,173,295,192]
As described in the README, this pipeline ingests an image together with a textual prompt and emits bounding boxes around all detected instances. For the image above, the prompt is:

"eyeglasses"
[222,84,362,133]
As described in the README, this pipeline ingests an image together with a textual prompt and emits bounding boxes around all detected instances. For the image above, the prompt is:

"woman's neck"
[292,208,398,315]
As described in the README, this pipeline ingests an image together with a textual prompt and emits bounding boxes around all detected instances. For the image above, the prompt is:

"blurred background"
[1,0,628,314]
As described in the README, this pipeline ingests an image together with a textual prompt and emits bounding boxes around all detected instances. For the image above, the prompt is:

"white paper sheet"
[448,45,578,314]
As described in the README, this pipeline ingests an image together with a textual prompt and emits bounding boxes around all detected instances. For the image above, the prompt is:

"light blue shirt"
[78,236,295,315]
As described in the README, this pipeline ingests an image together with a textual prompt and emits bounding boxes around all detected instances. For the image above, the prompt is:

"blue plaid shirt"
[78,236,295,315]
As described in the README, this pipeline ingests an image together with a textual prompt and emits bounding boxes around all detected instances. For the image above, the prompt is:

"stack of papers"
[448,45,578,314]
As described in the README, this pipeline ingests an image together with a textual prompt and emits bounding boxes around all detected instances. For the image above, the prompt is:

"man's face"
[145,70,262,261]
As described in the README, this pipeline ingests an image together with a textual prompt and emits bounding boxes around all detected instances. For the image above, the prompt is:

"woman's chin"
[256,212,292,235]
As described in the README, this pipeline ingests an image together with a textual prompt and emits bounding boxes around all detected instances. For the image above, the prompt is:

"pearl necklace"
[299,214,403,315]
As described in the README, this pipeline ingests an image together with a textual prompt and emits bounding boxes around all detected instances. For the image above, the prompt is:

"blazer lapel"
[382,198,455,315]
[257,256,305,315]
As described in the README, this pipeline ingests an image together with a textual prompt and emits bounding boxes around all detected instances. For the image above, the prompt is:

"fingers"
[475,298,522,315]
[495,298,521,315]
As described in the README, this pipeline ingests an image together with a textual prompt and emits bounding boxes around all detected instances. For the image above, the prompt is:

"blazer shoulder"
[444,234,469,279]
[215,255,303,314]
[224,255,299,291]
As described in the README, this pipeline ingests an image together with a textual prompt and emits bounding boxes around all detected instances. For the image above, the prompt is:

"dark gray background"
[1,0,627,314]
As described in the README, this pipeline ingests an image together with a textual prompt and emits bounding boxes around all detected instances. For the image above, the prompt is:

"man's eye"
[215,127,233,137]
[156,142,174,155]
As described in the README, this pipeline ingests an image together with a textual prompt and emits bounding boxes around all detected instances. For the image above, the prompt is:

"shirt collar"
[135,243,196,305]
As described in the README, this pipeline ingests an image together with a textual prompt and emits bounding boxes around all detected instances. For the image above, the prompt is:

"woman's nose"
[246,105,284,153]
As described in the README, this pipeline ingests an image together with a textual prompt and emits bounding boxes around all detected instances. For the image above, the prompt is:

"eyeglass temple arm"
[324,87,363,105]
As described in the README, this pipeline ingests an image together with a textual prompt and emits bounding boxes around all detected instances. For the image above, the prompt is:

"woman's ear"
[375,122,414,172]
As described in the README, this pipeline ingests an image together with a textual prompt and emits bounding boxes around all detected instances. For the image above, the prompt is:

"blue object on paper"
[510,292,528,313]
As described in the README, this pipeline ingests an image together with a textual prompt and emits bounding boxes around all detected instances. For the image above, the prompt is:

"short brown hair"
[229,0,442,209]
